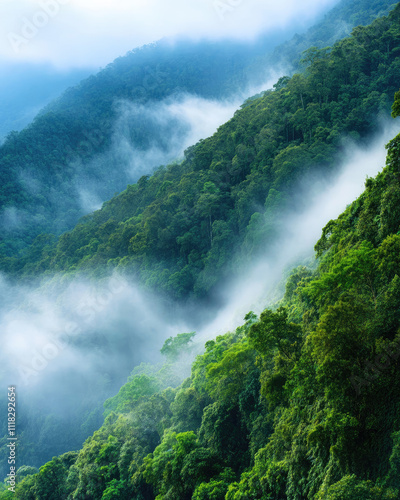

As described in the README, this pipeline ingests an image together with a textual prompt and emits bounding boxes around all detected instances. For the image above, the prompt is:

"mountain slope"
[9,3,400,303]
[267,0,397,70]
[0,0,394,258]
[0,0,399,490]
[7,95,400,500]
[0,64,91,142]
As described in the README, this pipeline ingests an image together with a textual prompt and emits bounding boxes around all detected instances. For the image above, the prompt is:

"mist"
[195,120,400,342]
[76,75,282,212]
[0,272,196,474]
[1,275,186,398]
[0,63,91,142]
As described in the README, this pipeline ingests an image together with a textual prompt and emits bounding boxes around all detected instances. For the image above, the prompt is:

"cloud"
[3,121,398,400]
[0,0,339,69]
[0,273,191,405]
[0,70,282,235]
[0,270,194,475]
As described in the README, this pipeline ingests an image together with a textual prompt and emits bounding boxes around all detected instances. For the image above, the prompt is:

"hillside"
[6,94,400,500]
[0,64,91,142]
[0,0,394,259]
[267,0,397,69]
[8,3,400,303]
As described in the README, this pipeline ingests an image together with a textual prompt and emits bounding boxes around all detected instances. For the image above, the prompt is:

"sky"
[0,0,339,69]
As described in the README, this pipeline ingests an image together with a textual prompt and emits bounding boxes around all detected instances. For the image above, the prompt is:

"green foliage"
[34,457,69,500]
[103,375,160,415]
[391,88,400,117]
[170,387,209,433]
[143,431,199,499]
[316,475,397,499]
[16,465,38,480]
[101,479,130,500]
[205,342,257,401]
[161,332,196,361]
[249,307,302,359]
[193,468,236,500]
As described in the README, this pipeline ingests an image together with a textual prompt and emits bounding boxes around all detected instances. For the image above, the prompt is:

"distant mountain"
[267,0,397,70]
[0,63,91,142]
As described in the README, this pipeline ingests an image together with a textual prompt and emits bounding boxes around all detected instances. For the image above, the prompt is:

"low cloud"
[75,80,282,212]
[0,0,339,68]
[2,121,398,403]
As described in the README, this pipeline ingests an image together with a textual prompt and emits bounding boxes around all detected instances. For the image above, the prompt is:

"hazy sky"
[0,0,339,69]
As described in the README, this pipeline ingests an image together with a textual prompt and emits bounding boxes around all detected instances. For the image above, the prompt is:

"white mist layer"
[0,0,338,68]
[77,72,283,213]
[195,121,400,342]
[0,275,190,396]
[112,94,243,176]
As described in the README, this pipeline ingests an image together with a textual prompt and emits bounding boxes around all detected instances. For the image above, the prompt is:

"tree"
[248,307,301,360]
[161,332,196,361]
[317,475,397,499]
[391,89,400,117]
[34,459,68,500]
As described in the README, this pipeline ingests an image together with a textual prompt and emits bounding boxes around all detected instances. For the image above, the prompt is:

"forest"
[3,93,400,498]
[1,1,400,499]
[4,3,400,303]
